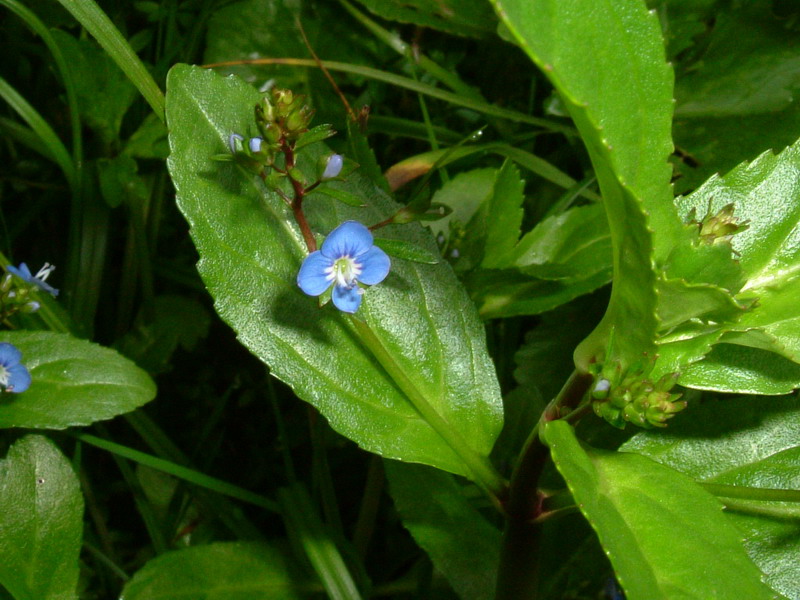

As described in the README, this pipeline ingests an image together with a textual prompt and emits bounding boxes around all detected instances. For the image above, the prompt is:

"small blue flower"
[297,221,391,313]
[6,263,59,297]
[322,154,344,180]
[0,342,31,393]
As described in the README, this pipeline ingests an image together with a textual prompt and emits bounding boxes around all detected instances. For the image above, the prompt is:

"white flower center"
[35,263,55,282]
[326,256,362,288]
[0,364,9,389]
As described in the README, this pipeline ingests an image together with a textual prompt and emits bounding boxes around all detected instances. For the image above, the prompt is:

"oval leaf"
[0,435,83,600]
[542,420,780,600]
[0,331,156,429]
[165,64,503,484]
[121,542,300,600]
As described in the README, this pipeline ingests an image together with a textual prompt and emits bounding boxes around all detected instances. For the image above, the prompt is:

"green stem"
[347,316,507,498]
[338,0,478,100]
[71,432,281,513]
[204,58,574,135]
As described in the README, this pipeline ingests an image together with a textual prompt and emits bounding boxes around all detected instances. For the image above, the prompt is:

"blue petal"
[357,246,391,285]
[6,263,32,282]
[332,284,362,313]
[321,221,373,260]
[35,280,59,297]
[297,251,334,296]
[7,363,30,393]
[0,342,23,367]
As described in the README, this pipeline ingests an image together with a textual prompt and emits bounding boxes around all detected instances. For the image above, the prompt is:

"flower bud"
[229,133,245,154]
[249,137,264,153]
[321,154,344,180]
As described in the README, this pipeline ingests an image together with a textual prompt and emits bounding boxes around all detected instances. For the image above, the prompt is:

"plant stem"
[495,370,593,600]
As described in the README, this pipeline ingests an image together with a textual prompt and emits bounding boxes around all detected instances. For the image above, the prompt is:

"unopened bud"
[321,154,344,180]
[229,133,245,154]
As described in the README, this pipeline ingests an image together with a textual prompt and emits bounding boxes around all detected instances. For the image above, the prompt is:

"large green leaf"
[622,396,800,599]
[492,0,672,368]
[677,141,800,361]
[165,64,503,485]
[542,420,780,599]
[120,542,301,599]
[385,461,501,600]
[0,435,83,600]
[0,331,156,429]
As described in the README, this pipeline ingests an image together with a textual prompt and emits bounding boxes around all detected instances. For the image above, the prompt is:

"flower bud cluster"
[687,202,749,245]
[589,359,686,429]
[0,273,41,318]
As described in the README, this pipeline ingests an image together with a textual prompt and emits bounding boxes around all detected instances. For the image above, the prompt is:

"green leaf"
[120,542,301,599]
[123,113,169,159]
[385,461,501,600]
[492,0,671,369]
[427,167,496,240]
[0,435,83,600]
[372,238,439,264]
[50,30,138,145]
[311,185,367,207]
[97,155,149,209]
[350,0,496,38]
[467,267,611,319]
[512,203,612,283]
[680,344,800,395]
[165,64,503,484]
[675,7,800,118]
[115,295,211,375]
[278,484,363,600]
[671,3,800,191]
[0,331,156,429]
[542,420,779,600]
[622,395,800,599]
[677,140,800,365]
[481,160,525,269]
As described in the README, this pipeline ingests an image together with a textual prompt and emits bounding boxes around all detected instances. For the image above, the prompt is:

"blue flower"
[297,221,391,313]
[0,342,31,393]
[6,263,59,297]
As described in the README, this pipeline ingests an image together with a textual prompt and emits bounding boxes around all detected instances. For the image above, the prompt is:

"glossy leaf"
[0,331,156,429]
[121,542,301,599]
[542,420,779,600]
[165,64,503,483]
[677,140,800,364]
[385,461,501,600]
[513,203,611,283]
[0,435,83,600]
[622,396,800,599]
[679,344,800,395]
[372,238,439,264]
[350,0,496,38]
[492,0,671,369]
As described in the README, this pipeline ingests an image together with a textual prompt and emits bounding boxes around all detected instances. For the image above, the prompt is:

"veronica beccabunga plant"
[4,0,800,599]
